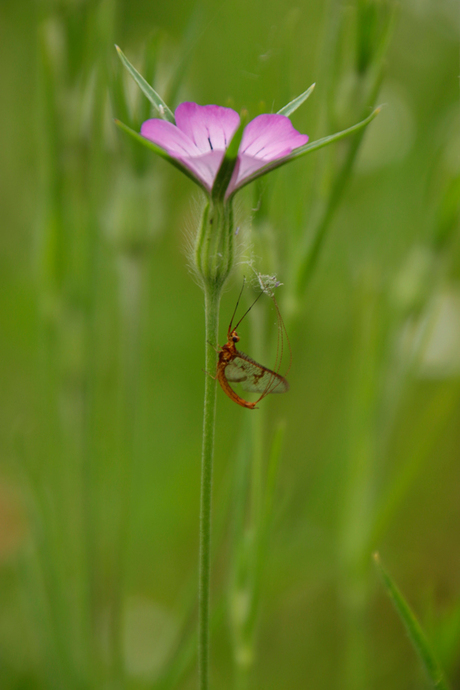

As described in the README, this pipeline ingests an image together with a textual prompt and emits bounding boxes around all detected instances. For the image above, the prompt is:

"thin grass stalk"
[338,274,382,690]
[35,16,92,686]
[108,252,146,686]
[79,3,116,682]
[288,0,392,320]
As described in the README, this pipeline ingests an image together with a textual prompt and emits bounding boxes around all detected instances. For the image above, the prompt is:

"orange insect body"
[216,285,290,409]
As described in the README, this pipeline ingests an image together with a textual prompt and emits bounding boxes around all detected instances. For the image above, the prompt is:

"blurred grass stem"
[110,253,146,686]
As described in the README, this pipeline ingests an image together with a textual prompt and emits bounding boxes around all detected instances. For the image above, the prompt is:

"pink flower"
[140,102,308,198]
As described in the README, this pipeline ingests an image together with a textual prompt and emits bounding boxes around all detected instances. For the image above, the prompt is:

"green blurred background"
[1,0,459,688]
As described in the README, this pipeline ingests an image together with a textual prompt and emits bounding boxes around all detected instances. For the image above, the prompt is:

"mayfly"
[215,280,291,409]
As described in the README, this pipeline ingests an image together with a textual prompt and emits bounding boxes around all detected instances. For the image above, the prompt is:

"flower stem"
[199,283,221,690]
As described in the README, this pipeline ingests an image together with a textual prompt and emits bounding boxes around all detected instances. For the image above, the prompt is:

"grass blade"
[374,553,450,690]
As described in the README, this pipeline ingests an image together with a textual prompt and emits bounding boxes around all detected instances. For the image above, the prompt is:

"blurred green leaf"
[166,5,205,107]
[369,384,460,548]
[431,597,460,676]
[356,0,396,75]
[434,172,460,252]
[374,554,451,690]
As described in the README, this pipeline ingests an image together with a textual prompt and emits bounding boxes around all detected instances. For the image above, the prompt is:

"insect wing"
[225,353,289,394]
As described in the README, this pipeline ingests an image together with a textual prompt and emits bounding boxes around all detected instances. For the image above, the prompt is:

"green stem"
[199,284,222,690]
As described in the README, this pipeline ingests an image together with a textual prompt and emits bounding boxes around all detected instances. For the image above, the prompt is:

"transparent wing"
[225,352,289,394]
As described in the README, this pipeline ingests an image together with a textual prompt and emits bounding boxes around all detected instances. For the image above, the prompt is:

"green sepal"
[211,111,248,201]
[374,553,450,690]
[114,119,209,195]
[277,83,316,117]
[228,106,381,198]
[115,45,175,123]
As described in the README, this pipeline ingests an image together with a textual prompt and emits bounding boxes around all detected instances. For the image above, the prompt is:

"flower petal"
[141,106,307,198]
[231,148,292,183]
[141,118,197,157]
[175,102,240,155]
[226,114,308,196]
[240,114,308,159]
[177,150,226,191]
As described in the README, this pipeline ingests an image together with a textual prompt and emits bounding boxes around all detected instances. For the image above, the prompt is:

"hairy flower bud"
[194,199,235,291]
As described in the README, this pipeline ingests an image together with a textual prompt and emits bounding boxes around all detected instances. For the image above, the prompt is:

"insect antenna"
[228,278,246,334]
[228,278,265,335]
[233,290,264,332]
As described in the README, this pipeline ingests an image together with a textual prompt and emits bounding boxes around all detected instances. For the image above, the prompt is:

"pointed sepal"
[115,45,175,123]
[277,83,316,117]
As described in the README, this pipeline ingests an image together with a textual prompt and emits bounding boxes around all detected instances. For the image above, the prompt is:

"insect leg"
[207,340,220,352]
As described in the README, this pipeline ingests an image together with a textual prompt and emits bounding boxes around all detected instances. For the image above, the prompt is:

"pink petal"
[141,106,307,197]
[175,102,240,155]
[141,118,197,157]
[141,103,241,191]
[226,114,308,196]
[177,150,226,191]
[240,114,308,160]
[227,148,289,189]
[141,118,223,191]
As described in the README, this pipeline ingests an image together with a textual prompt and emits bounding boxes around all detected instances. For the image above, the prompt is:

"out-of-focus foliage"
[0,0,459,688]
